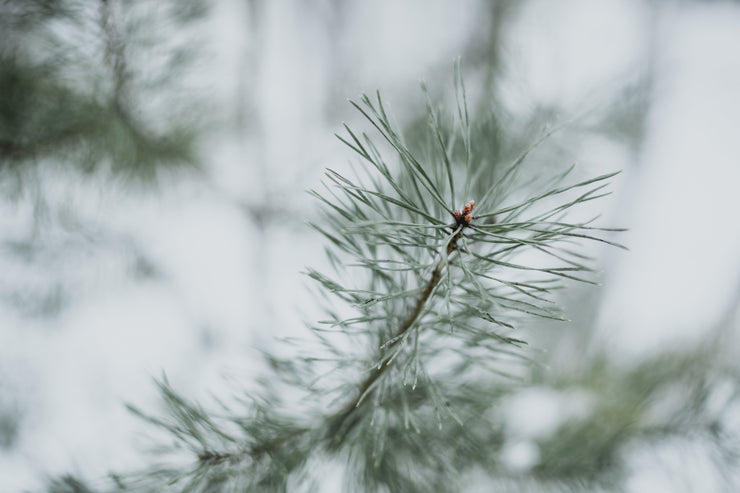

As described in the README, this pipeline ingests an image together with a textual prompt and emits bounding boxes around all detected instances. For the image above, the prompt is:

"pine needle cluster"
[62,68,624,492]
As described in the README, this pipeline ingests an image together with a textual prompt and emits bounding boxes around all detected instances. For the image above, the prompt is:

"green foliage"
[0,389,22,450]
[47,475,97,493]
[529,336,740,488]
[0,0,207,181]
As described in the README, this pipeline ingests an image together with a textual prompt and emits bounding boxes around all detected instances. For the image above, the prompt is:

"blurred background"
[1,0,740,491]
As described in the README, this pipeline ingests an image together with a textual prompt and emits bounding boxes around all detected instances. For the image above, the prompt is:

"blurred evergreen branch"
[521,336,740,491]
[0,0,207,180]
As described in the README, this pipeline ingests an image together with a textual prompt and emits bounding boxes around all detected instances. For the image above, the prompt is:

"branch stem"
[203,226,465,464]
[332,226,464,428]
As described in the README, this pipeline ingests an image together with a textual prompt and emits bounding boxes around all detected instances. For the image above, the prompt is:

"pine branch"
[79,69,626,492]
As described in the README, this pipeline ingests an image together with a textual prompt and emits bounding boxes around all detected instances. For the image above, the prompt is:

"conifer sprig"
[115,72,623,492]
[312,86,623,431]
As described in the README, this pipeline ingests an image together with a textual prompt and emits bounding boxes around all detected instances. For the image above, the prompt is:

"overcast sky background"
[1,0,740,491]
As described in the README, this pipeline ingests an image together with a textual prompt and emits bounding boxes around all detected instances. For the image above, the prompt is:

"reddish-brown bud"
[453,200,476,227]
